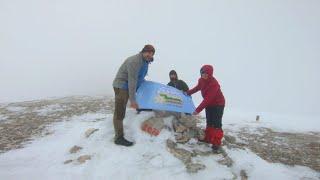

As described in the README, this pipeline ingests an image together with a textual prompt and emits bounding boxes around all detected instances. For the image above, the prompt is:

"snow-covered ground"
[34,104,66,116]
[221,108,320,133]
[0,114,7,122]
[0,101,319,180]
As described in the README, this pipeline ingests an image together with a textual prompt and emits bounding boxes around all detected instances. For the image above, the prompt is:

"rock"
[171,116,203,144]
[224,134,237,144]
[175,133,190,144]
[166,139,192,163]
[176,125,188,133]
[240,170,248,180]
[69,145,83,154]
[218,155,234,167]
[64,159,73,164]
[167,146,192,163]
[179,115,197,128]
[196,128,205,140]
[173,123,187,133]
[186,163,206,173]
[45,131,54,136]
[175,128,203,144]
[85,128,99,138]
[154,110,175,118]
[141,117,164,136]
[192,149,213,157]
[77,155,91,164]
[154,111,181,119]
[93,118,105,122]
[185,128,199,139]
[224,141,246,150]
[166,139,177,149]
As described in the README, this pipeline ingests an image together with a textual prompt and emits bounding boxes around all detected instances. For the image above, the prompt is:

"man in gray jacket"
[112,45,155,146]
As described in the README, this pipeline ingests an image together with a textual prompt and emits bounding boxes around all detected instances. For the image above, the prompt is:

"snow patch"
[227,149,320,180]
[5,106,26,113]
[0,114,7,122]
[35,104,65,116]
[0,110,319,180]
[223,108,320,132]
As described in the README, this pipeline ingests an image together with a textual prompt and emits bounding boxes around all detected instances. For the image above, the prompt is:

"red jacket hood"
[187,64,225,113]
[201,65,214,77]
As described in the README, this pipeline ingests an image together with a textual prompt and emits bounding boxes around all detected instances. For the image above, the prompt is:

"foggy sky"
[1,0,319,117]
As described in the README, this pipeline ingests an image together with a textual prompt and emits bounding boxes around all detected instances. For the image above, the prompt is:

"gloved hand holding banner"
[136,81,195,114]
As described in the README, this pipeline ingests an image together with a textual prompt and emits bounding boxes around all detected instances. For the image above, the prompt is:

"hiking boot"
[115,136,134,147]
[212,145,222,153]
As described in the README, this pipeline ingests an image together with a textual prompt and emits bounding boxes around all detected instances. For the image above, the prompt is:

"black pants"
[205,106,224,128]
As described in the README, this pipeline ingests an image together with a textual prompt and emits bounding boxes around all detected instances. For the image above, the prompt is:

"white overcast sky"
[0,0,319,117]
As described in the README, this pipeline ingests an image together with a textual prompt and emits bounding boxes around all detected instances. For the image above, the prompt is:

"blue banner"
[136,81,195,114]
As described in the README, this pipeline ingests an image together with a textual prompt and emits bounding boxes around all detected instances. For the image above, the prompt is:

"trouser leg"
[113,88,129,139]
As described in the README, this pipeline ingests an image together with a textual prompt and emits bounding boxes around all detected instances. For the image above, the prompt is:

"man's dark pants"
[113,87,129,139]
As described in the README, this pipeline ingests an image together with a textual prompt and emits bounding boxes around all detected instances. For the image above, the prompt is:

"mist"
[1,0,319,118]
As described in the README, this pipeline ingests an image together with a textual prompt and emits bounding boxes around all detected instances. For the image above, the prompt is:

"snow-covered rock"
[85,128,99,138]
[69,145,83,154]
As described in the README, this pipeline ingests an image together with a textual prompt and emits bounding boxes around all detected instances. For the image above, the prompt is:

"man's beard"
[170,77,177,81]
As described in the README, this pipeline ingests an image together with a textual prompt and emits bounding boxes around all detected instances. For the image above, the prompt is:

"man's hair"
[141,44,155,54]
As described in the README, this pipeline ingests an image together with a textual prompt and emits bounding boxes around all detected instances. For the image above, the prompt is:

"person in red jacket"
[187,65,225,152]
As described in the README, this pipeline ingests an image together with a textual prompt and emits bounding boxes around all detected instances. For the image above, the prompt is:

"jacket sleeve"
[187,79,201,96]
[181,80,189,92]
[127,61,141,103]
[195,82,219,113]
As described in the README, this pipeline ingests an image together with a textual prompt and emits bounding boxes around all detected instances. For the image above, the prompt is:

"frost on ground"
[0,96,319,180]
[0,96,113,152]
[224,127,320,172]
